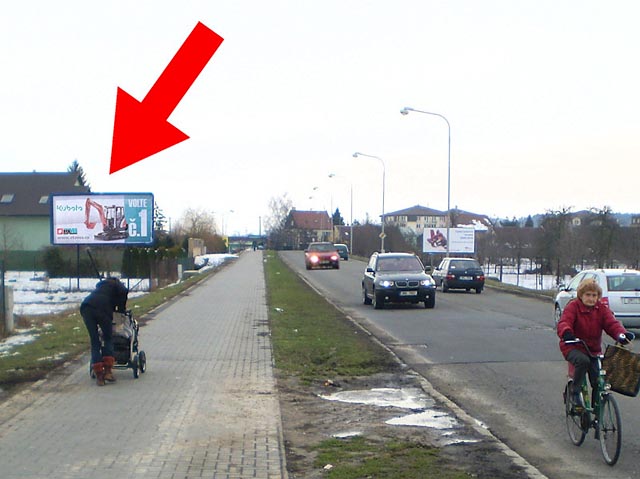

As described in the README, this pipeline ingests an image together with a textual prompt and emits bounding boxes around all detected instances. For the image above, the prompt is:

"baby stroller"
[90,310,147,379]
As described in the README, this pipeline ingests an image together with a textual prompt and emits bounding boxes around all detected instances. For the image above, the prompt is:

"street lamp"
[352,152,386,253]
[400,107,451,257]
[328,173,354,254]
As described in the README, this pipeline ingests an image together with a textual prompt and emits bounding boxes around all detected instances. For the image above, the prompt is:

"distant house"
[0,171,90,253]
[384,205,447,233]
[451,209,492,231]
[384,204,492,234]
[283,209,332,249]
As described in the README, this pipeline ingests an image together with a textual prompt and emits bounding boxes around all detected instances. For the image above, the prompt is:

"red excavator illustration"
[84,198,129,241]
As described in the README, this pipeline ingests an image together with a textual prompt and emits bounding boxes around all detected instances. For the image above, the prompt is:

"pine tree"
[67,160,91,190]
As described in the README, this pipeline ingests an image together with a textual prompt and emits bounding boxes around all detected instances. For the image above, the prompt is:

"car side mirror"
[366,267,375,273]
[424,266,432,273]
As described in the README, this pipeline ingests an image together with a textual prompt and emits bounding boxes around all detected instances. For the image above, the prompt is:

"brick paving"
[0,251,287,479]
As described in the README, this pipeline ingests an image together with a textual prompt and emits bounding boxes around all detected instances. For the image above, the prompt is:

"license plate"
[623,297,640,304]
[400,291,418,296]
[460,276,472,280]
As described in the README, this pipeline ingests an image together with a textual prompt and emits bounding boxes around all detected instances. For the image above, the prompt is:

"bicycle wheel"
[565,382,587,446]
[599,394,622,466]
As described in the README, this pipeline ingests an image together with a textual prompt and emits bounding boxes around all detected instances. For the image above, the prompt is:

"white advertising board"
[50,193,154,245]
[423,227,475,254]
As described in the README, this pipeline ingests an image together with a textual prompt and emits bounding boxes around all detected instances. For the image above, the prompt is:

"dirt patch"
[277,372,533,478]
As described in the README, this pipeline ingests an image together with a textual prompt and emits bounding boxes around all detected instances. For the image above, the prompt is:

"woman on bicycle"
[557,278,634,406]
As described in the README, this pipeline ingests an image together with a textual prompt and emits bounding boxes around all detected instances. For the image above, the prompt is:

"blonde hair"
[577,278,602,300]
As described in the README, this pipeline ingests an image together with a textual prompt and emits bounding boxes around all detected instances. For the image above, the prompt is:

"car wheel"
[424,295,435,309]
[442,282,449,293]
[475,288,482,294]
[373,291,384,309]
[362,286,372,305]
[554,305,562,326]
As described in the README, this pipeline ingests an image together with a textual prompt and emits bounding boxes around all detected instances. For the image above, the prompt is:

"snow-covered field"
[4,253,238,316]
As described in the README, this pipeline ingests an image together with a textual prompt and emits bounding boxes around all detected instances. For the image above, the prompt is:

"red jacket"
[557,298,626,358]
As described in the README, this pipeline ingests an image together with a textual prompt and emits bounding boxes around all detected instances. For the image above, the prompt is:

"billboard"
[423,227,475,254]
[50,193,154,245]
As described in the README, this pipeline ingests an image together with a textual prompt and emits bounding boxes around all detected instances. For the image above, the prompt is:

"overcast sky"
[2,1,639,235]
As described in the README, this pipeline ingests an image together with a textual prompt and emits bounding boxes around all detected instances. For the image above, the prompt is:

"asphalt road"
[279,251,640,479]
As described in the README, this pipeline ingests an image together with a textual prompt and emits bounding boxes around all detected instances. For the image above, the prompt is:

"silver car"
[554,269,640,328]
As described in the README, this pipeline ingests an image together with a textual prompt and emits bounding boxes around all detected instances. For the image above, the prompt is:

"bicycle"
[563,338,624,465]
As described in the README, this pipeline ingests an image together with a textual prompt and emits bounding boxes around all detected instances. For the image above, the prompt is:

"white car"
[554,269,640,328]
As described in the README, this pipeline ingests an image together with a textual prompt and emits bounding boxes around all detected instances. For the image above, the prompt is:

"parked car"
[304,242,340,270]
[334,243,349,260]
[432,257,485,294]
[553,269,640,328]
[362,252,436,309]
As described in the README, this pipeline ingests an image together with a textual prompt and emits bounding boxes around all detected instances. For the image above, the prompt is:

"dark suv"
[362,252,436,309]
[432,257,485,294]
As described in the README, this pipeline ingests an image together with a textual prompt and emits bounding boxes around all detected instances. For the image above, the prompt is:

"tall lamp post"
[400,107,451,257]
[352,152,386,253]
[328,173,354,254]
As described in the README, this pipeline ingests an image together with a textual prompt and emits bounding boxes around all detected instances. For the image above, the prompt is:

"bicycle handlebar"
[564,337,631,357]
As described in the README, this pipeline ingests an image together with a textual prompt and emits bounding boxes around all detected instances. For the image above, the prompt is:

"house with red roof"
[283,209,333,249]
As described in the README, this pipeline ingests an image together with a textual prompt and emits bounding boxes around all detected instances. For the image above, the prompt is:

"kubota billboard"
[50,193,154,245]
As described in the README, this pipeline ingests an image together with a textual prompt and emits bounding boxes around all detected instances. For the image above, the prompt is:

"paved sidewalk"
[0,251,287,479]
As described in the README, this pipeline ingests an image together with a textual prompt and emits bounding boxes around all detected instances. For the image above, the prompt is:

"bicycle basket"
[603,344,640,397]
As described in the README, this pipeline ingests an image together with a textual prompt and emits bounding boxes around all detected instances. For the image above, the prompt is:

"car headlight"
[420,278,434,286]
[310,255,319,263]
[379,280,395,287]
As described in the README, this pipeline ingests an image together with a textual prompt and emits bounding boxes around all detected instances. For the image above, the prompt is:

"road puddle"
[321,387,481,445]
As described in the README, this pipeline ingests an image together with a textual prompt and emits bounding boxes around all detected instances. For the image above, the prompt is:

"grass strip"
[264,251,396,381]
[313,437,470,479]
[264,251,473,477]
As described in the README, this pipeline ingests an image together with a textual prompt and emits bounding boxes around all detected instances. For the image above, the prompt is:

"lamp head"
[352,152,359,158]
[328,173,335,178]
[400,107,410,116]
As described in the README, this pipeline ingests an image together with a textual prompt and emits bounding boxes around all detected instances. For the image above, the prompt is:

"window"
[0,194,14,203]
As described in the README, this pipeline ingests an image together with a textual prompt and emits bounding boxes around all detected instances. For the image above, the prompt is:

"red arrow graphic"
[110,22,224,174]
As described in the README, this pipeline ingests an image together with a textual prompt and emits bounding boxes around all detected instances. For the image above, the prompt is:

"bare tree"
[265,194,293,249]
[537,207,575,283]
[585,206,619,268]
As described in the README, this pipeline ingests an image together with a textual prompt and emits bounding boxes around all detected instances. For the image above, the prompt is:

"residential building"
[383,205,447,233]
[0,171,90,252]
[384,204,492,234]
[282,209,332,249]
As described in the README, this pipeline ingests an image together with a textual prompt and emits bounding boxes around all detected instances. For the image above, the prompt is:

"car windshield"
[377,257,423,272]
[607,275,640,292]
[449,260,481,270]
[309,243,335,252]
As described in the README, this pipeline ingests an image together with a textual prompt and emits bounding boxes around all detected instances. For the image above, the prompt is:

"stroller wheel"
[139,350,147,373]
[132,354,140,379]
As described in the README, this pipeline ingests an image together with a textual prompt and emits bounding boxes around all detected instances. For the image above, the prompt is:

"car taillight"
[478,275,485,281]
[446,274,455,280]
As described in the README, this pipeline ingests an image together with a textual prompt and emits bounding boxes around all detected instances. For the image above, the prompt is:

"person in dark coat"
[80,277,129,386]
[557,278,634,408]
